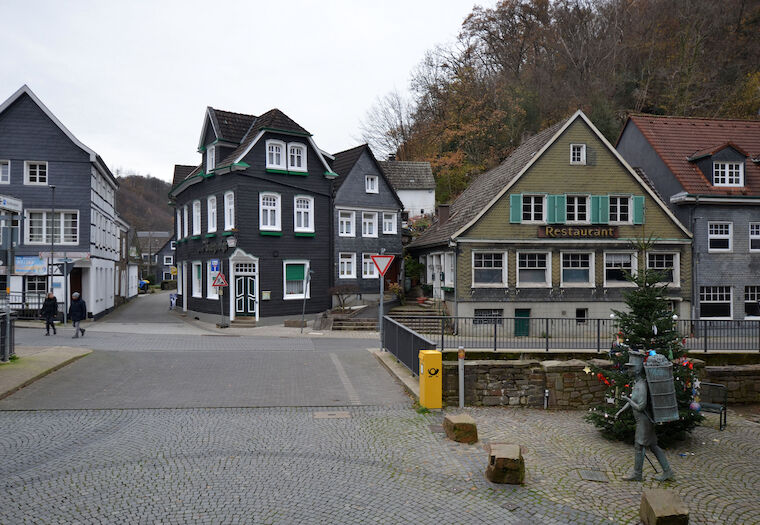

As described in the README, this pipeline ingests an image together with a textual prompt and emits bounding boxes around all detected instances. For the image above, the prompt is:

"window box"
[260,231,282,236]
[294,232,315,237]
[190,235,201,240]
[222,231,235,237]
[205,233,216,238]
[266,168,291,175]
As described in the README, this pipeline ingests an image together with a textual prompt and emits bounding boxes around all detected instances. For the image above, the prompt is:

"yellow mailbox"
[418,350,442,409]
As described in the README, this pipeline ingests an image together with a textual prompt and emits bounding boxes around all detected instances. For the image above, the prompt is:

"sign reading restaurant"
[538,225,618,238]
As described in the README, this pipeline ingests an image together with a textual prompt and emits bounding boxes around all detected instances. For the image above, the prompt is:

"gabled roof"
[408,121,563,248]
[0,84,118,188]
[622,115,760,196]
[331,144,403,207]
[172,164,197,186]
[378,160,435,190]
[211,108,256,144]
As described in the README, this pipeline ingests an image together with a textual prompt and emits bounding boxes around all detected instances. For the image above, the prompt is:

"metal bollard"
[458,346,465,408]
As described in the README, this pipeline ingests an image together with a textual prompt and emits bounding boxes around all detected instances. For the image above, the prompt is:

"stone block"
[443,414,479,443]
[485,444,525,484]
[640,489,689,525]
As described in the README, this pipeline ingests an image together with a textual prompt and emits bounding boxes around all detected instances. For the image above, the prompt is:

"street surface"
[1,292,758,524]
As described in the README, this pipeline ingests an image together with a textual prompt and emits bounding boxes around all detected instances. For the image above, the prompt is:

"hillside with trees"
[361,0,760,204]
[115,174,173,232]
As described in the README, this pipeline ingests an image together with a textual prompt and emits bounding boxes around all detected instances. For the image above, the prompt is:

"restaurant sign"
[538,226,618,238]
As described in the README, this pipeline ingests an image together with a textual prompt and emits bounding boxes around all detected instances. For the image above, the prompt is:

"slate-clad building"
[617,116,760,320]
[331,144,403,299]
[408,111,693,325]
[378,159,435,223]
[0,85,121,319]
[170,107,337,321]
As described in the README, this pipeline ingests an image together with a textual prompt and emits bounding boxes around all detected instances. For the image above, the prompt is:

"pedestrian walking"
[39,292,58,336]
[68,292,87,339]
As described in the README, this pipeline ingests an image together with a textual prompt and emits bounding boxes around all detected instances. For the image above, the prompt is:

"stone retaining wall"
[443,358,760,407]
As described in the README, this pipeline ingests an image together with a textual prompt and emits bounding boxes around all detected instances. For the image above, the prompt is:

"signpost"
[371,253,395,349]
[212,271,229,327]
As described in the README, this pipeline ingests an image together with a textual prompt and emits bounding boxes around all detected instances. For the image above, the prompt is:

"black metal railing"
[382,316,437,375]
[389,316,760,353]
[0,312,16,360]
[0,293,51,319]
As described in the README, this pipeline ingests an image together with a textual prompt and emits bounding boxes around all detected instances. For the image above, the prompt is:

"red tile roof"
[626,115,760,196]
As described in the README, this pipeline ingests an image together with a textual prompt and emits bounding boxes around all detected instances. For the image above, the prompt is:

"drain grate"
[313,411,351,419]
[577,469,609,483]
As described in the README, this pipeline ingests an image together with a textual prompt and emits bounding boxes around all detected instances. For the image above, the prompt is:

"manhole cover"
[313,411,351,419]
[429,424,444,433]
[578,469,609,483]
[500,502,518,511]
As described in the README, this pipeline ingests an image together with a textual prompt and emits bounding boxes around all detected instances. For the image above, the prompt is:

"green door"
[515,309,531,337]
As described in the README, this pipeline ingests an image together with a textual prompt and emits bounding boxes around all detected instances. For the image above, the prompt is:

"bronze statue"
[615,350,675,482]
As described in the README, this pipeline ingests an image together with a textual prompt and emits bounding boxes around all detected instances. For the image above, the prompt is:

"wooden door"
[235,275,256,316]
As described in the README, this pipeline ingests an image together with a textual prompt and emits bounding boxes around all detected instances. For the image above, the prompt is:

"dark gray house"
[170,107,337,322]
[331,145,403,301]
[0,85,120,319]
[156,236,176,282]
[617,115,760,320]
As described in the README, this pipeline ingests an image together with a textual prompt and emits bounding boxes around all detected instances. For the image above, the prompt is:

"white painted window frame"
[603,251,637,287]
[713,161,743,187]
[283,259,310,300]
[516,250,552,288]
[0,159,9,184]
[207,146,216,173]
[365,175,378,194]
[646,252,680,287]
[471,250,507,288]
[744,285,760,319]
[206,260,219,300]
[24,160,48,185]
[338,210,354,237]
[699,285,733,320]
[338,252,356,279]
[708,222,732,252]
[207,195,217,233]
[266,139,286,170]
[560,251,595,288]
[382,212,397,234]
[570,144,586,165]
[609,195,632,224]
[293,195,314,233]
[176,209,181,239]
[750,222,760,252]
[362,212,377,238]
[24,209,80,245]
[192,200,201,235]
[522,194,545,224]
[362,253,379,279]
[183,206,189,238]
[192,261,203,298]
[224,191,235,230]
[287,142,307,172]
[565,194,590,224]
[259,192,281,232]
[163,255,173,265]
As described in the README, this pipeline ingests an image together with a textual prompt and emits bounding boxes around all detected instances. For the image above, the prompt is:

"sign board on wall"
[537,226,619,239]
[14,256,47,275]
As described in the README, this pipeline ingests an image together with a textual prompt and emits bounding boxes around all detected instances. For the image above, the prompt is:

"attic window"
[570,144,586,165]
[288,143,307,172]
[713,162,743,186]
[207,146,216,172]
[266,140,285,169]
[365,175,378,193]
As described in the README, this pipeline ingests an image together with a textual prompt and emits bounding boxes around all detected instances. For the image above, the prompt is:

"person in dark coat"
[68,292,87,338]
[40,292,58,336]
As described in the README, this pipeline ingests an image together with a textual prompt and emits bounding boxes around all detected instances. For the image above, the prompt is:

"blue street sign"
[210,259,220,272]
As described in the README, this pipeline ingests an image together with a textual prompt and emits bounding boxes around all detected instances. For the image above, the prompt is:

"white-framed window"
[362,212,377,237]
[224,191,235,230]
[192,200,201,235]
[522,195,545,223]
[192,261,202,298]
[339,252,356,279]
[163,255,173,265]
[749,223,760,251]
[647,252,678,285]
[207,196,217,233]
[25,275,47,295]
[24,161,47,185]
[183,206,189,237]
[0,160,9,184]
[472,252,506,287]
[382,212,397,234]
[570,144,586,165]
[266,140,285,169]
[260,192,281,231]
[566,195,589,223]
[744,286,760,318]
[365,175,378,193]
[604,252,637,286]
[206,146,216,173]
[517,251,551,287]
[561,252,594,287]
[25,210,79,244]
[708,222,732,252]
[283,260,310,300]
[170,241,176,250]
[287,143,307,172]
[700,286,732,319]
[163,271,172,281]
[362,253,378,278]
[713,162,743,186]
[338,210,354,237]
[474,309,504,325]
[207,261,219,300]
[294,196,314,232]
[609,195,631,223]
[176,209,181,239]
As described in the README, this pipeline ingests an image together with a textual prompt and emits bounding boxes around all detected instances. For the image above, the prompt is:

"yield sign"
[371,254,395,276]
[212,272,228,287]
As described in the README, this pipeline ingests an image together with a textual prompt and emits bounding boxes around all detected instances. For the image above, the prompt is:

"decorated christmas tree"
[585,240,704,443]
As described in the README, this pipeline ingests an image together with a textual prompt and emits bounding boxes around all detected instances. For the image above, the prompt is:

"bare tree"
[359,89,415,159]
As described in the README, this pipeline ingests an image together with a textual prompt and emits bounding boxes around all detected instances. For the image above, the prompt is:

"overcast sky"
[0,0,482,182]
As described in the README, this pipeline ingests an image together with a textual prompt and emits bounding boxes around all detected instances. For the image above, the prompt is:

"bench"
[700,382,727,430]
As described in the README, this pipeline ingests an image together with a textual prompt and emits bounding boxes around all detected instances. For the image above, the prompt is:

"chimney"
[437,204,450,225]
[388,153,396,161]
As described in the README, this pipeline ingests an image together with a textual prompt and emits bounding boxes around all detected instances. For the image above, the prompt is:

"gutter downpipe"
[691,197,698,321]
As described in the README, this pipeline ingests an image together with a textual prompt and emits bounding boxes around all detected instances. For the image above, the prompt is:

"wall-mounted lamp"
[226,236,237,248]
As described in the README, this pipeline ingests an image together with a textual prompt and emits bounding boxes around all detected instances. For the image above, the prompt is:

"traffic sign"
[371,254,395,276]
[210,259,220,272]
[212,272,228,287]
[170,266,178,276]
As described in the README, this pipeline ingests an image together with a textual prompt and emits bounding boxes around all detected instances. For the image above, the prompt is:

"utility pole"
[49,185,56,293]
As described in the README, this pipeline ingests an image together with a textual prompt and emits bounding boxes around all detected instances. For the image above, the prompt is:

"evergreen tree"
[585,239,703,443]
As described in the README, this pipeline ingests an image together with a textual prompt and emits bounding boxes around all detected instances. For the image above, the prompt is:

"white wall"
[397,189,435,218]
[127,264,138,298]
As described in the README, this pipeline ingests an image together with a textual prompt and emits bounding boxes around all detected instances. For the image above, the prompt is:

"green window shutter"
[599,195,610,224]
[546,195,556,224]
[286,263,305,281]
[633,196,645,224]
[555,194,566,223]
[590,196,600,224]
[509,194,522,223]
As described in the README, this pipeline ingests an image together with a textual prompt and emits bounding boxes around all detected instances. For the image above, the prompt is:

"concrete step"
[332,318,377,331]
[231,318,257,327]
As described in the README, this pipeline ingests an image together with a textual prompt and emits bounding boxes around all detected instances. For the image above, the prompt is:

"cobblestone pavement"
[1,405,757,524]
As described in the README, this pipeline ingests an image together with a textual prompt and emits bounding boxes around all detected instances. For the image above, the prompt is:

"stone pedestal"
[442,414,478,444]
[485,444,524,484]
[640,489,689,525]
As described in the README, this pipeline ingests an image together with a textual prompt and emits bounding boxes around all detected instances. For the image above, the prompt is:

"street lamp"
[49,185,56,292]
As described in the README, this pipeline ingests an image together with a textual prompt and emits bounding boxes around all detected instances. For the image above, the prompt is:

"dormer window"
[365,175,378,193]
[266,140,285,169]
[713,162,743,186]
[288,143,307,172]
[206,146,216,173]
[570,144,586,165]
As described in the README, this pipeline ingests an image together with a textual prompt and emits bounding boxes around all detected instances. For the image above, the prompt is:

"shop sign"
[538,225,618,239]
[14,256,47,275]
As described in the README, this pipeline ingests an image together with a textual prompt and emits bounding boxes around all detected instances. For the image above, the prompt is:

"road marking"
[329,353,361,405]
